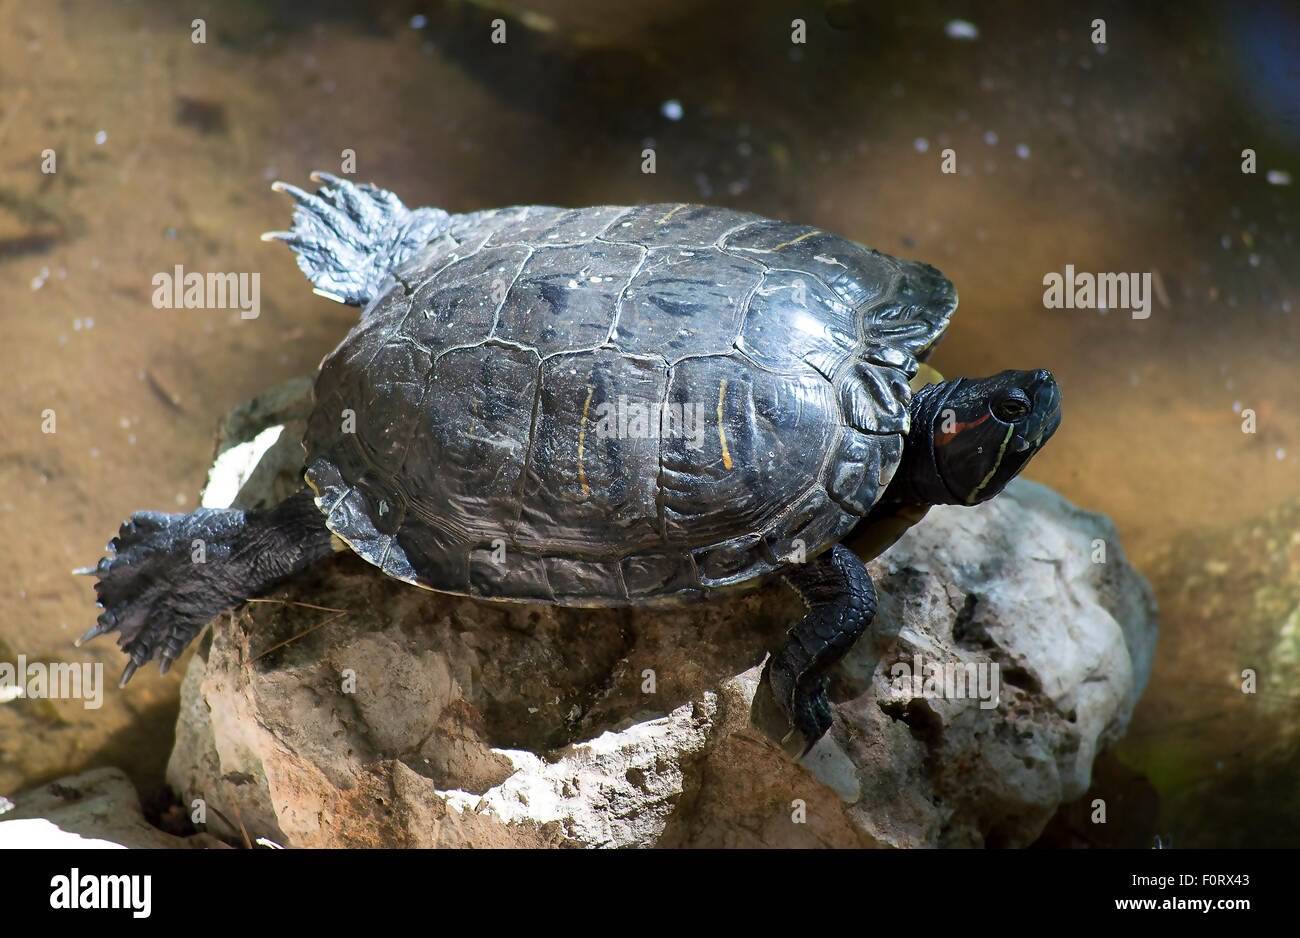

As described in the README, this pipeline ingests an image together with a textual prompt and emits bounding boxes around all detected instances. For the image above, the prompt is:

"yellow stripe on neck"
[967,422,1014,504]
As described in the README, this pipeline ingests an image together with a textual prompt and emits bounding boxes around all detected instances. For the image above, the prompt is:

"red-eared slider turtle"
[80,173,1061,754]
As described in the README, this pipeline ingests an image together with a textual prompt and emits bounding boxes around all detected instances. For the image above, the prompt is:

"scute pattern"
[399,245,531,353]
[737,269,858,373]
[517,349,666,552]
[611,247,764,363]
[404,342,540,542]
[659,354,837,546]
[305,203,955,605]
[600,203,764,248]
[722,221,898,312]
[494,242,642,356]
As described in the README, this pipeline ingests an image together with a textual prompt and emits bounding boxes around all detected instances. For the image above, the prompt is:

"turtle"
[78,173,1062,755]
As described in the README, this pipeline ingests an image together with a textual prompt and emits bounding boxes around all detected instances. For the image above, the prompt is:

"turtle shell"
[303,203,955,604]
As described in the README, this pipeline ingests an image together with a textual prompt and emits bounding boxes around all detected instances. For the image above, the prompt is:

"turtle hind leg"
[262,172,451,307]
[763,543,877,757]
[79,489,337,685]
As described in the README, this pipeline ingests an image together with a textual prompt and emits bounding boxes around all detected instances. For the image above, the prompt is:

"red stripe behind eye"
[933,411,991,447]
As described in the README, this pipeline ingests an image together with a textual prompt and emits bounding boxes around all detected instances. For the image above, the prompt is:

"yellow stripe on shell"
[771,229,821,251]
[717,379,733,470]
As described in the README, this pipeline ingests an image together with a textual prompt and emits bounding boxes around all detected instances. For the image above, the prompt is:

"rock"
[0,767,217,849]
[166,379,1158,848]
[200,374,314,511]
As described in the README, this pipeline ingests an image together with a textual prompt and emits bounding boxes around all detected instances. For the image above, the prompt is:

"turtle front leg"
[763,543,876,757]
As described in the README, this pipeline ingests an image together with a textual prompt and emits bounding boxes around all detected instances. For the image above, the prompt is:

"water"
[0,0,1296,846]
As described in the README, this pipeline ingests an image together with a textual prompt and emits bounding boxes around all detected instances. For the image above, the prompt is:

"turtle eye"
[992,389,1031,422]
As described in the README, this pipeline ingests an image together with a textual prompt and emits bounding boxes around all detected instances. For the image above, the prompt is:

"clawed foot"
[761,656,833,758]
[76,509,235,685]
[756,544,874,758]
[262,172,450,306]
[77,491,338,686]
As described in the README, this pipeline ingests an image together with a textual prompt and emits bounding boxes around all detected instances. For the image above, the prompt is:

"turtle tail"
[262,172,451,307]
[76,490,339,686]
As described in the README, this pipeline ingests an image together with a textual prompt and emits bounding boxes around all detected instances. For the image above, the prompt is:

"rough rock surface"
[0,767,211,848]
[167,380,1158,848]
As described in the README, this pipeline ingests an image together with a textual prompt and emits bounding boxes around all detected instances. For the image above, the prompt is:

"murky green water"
[1,0,1296,846]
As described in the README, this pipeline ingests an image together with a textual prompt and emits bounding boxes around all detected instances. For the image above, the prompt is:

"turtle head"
[902,369,1061,506]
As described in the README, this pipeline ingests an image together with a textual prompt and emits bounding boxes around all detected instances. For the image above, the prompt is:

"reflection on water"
[0,0,1296,846]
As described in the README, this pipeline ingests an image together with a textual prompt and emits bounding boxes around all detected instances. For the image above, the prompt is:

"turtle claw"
[761,659,833,759]
[769,700,827,760]
[779,728,809,760]
[309,171,368,216]
[269,179,307,200]
[277,181,354,230]
[311,286,349,304]
[129,511,174,531]
[76,610,117,647]
[789,679,834,758]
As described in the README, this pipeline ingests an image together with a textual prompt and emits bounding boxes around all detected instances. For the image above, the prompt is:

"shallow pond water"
[1,0,1296,846]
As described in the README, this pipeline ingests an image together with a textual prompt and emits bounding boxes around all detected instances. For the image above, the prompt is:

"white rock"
[0,767,199,849]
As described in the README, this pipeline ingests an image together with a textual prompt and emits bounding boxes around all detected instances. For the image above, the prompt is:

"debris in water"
[145,370,185,413]
[945,20,979,40]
